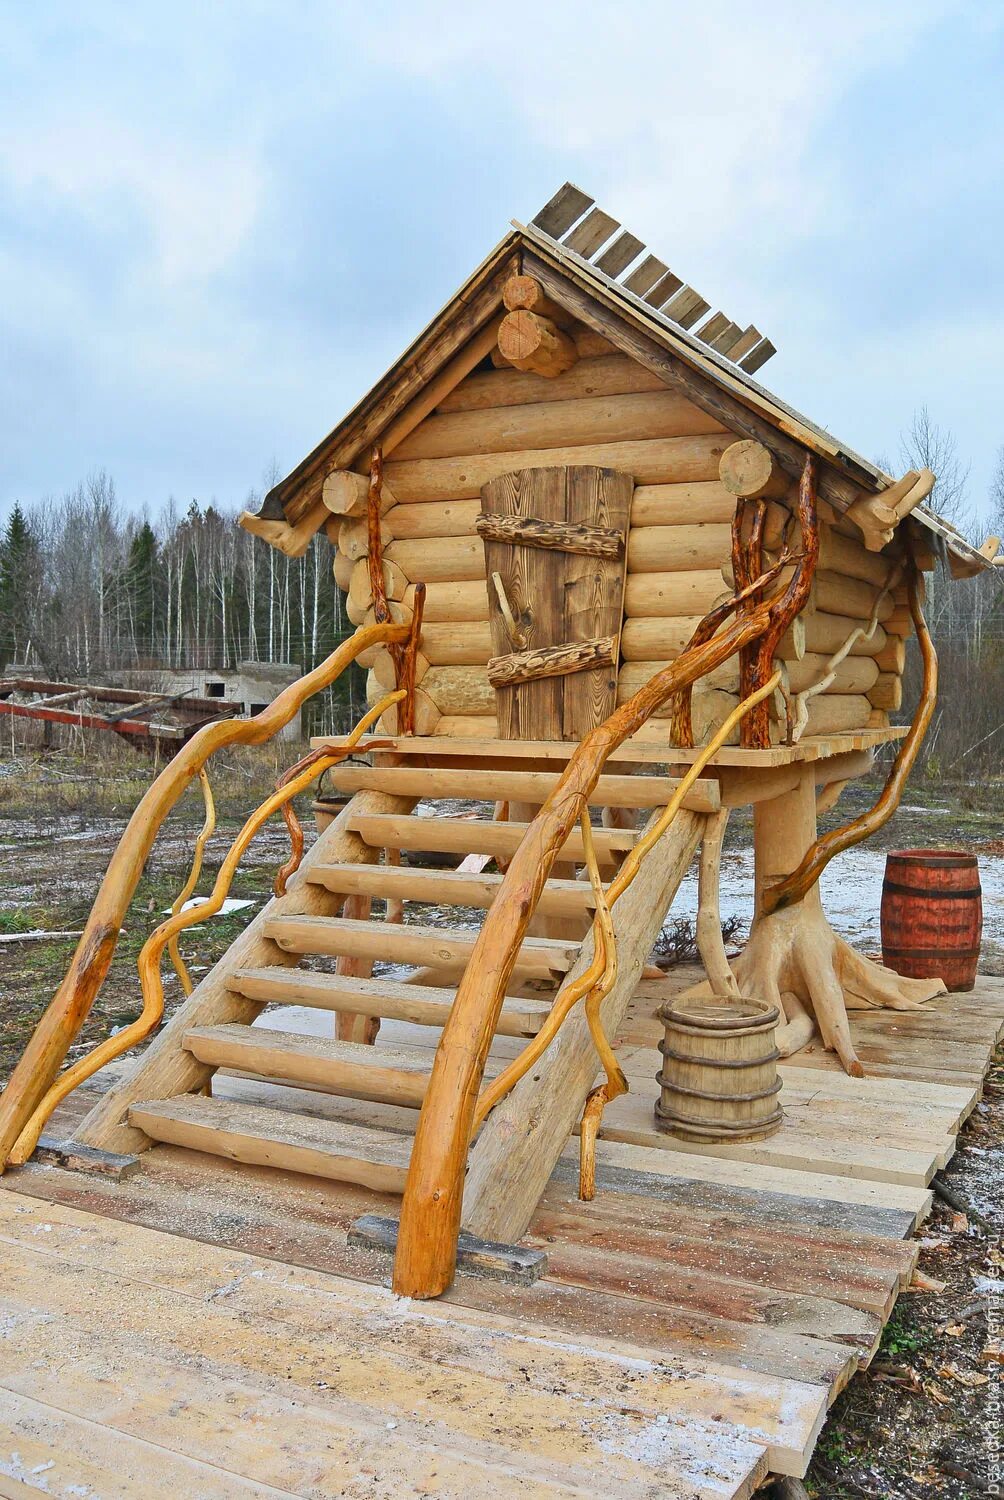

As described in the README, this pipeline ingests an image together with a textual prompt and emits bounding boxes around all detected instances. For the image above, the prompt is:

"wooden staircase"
[71,746,712,1244]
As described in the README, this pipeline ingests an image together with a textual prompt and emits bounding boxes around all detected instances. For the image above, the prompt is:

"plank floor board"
[4,967,1001,1495]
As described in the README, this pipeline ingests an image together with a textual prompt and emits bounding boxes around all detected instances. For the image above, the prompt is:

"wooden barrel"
[881,849,982,993]
[654,995,783,1142]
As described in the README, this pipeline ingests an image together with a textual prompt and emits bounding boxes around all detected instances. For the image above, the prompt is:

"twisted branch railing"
[0,620,413,1171]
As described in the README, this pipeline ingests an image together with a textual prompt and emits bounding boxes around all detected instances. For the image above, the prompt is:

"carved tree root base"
[735,893,945,1076]
[684,891,946,1077]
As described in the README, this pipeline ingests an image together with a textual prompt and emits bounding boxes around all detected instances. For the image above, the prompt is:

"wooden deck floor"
[2,971,1002,1498]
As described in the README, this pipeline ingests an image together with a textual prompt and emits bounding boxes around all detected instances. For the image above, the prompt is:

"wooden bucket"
[881,848,982,993]
[655,995,783,1142]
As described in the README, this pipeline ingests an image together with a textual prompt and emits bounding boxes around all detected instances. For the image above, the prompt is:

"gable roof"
[244,184,994,579]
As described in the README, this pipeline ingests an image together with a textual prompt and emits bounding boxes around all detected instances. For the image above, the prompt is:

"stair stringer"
[71,789,416,1158]
[460,808,707,1245]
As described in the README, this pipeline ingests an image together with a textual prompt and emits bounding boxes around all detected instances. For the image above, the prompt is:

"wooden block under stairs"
[129,1095,411,1193]
[183,1024,505,1108]
[227,968,551,1037]
[263,914,578,978]
[307,861,597,916]
[349,811,636,864]
[329,763,721,811]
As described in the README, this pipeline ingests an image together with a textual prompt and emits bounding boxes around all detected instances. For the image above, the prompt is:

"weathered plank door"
[478,466,633,741]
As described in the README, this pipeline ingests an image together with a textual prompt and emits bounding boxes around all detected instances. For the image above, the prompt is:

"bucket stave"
[655,995,783,1142]
[881,848,982,993]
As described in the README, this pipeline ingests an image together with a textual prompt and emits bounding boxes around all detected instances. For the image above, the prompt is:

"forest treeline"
[0,414,1002,770]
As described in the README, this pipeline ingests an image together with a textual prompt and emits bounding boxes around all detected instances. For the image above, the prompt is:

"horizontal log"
[627,523,732,572]
[814,572,894,622]
[874,636,906,673]
[819,528,899,589]
[617,658,740,695]
[487,636,616,687]
[786,654,880,695]
[574,328,619,358]
[382,500,482,540]
[364,676,440,735]
[497,310,577,377]
[631,481,737,527]
[370,648,430,691]
[421,665,495,716]
[501,273,568,322]
[338,514,390,562]
[719,440,792,501]
[781,610,888,658]
[619,617,705,660]
[418,621,494,664]
[333,550,354,591]
[867,673,904,711]
[384,434,733,503]
[624,569,731,618]
[616,673,739,738]
[385,535,485,583]
[322,469,369,517]
[346,557,409,623]
[476,512,623,559]
[437,354,667,413]
[798,694,873,737]
[394,388,726,462]
[435,714,499,737]
[329,763,721,812]
[403,580,488,622]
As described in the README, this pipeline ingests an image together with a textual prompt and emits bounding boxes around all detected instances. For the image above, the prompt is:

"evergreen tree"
[124,520,161,661]
[0,503,42,669]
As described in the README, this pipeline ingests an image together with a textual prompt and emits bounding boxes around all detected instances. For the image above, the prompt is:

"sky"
[1,2,1002,530]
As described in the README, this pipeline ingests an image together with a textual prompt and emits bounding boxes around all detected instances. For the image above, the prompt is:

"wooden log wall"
[330,330,907,743]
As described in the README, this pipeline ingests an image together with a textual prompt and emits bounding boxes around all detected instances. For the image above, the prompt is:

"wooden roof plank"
[740,338,777,374]
[696,311,732,346]
[564,207,620,257]
[532,182,595,238]
[594,230,646,278]
[644,268,685,306]
[623,253,669,295]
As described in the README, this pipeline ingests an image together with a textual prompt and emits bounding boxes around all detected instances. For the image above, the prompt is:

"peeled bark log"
[381,499,482,540]
[402,580,489,623]
[624,570,731,618]
[421,666,495,716]
[419,621,494,664]
[386,535,485,583]
[719,439,793,501]
[497,310,578,377]
[631,481,737,527]
[867,672,903,711]
[627,523,733,572]
[785,653,880,695]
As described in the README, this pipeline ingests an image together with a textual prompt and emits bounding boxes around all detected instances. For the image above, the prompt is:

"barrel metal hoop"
[654,1101,784,1134]
[658,1039,781,1068]
[655,1071,783,1104]
[882,880,982,899]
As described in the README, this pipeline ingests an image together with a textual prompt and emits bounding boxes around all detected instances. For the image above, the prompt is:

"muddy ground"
[0,742,1002,1497]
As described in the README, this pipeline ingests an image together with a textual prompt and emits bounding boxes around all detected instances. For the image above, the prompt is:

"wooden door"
[479,466,632,741]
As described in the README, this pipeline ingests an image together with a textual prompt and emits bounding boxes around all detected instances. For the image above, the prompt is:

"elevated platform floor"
[2,971,1002,1497]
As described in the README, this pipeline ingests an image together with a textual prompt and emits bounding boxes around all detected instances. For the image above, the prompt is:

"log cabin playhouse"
[3,186,1003,1492]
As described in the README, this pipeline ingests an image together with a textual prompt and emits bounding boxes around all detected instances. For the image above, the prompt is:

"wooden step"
[228,967,551,1036]
[313,733,680,765]
[328,763,721,811]
[349,811,636,864]
[128,1095,412,1191]
[306,861,596,916]
[263,914,578,978]
[184,1025,504,1107]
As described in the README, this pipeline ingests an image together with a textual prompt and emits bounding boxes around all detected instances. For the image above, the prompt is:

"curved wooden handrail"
[392,598,788,1300]
[6,691,404,1167]
[763,566,936,913]
[0,620,410,1170]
